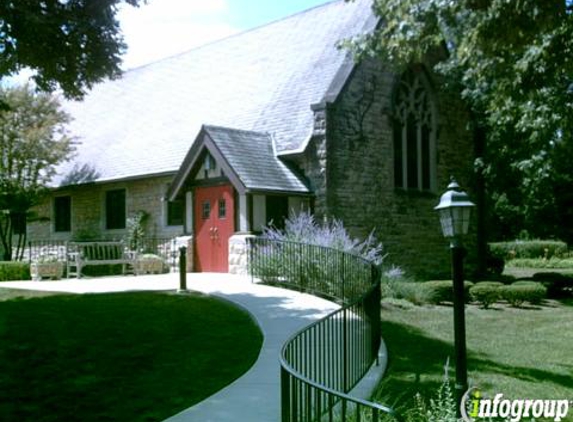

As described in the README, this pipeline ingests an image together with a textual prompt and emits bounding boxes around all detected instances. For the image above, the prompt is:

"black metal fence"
[22,237,181,270]
[247,238,401,422]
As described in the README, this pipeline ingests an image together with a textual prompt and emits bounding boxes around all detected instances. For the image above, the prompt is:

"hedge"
[0,262,31,281]
[423,280,474,304]
[489,240,568,260]
[507,257,573,269]
[531,272,573,298]
[470,284,501,309]
[500,283,547,307]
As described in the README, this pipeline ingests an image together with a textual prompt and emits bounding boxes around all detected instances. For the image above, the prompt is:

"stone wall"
[310,60,476,278]
[228,233,256,275]
[27,174,185,242]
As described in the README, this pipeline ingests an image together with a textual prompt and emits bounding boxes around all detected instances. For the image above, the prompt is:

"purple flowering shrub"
[262,212,385,264]
[251,212,385,300]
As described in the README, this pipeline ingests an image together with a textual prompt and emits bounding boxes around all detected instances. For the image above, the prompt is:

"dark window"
[266,196,289,230]
[167,199,184,226]
[106,189,126,230]
[393,68,436,191]
[10,212,26,236]
[218,199,226,219]
[54,196,71,232]
[202,201,211,220]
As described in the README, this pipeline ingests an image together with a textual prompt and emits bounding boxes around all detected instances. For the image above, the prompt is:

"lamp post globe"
[435,178,475,416]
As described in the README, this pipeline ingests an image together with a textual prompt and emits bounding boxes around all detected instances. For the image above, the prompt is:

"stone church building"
[28,0,475,277]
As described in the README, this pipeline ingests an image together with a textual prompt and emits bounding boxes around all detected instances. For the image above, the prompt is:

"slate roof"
[55,0,377,186]
[181,125,310,194]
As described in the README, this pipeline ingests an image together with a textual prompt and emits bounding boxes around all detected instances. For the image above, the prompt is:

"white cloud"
[118,0,239,69]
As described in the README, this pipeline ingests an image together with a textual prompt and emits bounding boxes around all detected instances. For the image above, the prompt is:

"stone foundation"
[228,233,256,275]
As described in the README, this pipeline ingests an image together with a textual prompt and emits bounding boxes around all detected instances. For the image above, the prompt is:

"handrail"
[248,238,401,422]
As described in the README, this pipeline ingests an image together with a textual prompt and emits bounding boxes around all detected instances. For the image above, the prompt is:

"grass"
[374,299,573,417]
[0,290,263,422]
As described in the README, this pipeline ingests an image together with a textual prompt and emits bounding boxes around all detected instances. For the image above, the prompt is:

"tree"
[344,0,573,245]
[0,85,74,260]
[0,0,144,99]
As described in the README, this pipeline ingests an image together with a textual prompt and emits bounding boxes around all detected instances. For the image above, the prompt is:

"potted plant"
[30,255,64,281]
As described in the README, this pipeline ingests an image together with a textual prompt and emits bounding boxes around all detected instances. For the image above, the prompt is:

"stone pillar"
[228,233,256,275]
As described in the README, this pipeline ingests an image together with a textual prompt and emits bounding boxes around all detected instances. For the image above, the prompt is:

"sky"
[118,0,331,70]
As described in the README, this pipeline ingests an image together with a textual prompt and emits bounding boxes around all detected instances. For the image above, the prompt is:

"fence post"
[281,366,291,422]
[178,246,187,292]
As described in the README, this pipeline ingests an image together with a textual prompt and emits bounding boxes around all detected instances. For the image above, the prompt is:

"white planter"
[136,257,165,274]
[31,262,64,281]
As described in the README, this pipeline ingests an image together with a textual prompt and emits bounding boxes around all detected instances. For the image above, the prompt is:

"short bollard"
[178,246,188,293]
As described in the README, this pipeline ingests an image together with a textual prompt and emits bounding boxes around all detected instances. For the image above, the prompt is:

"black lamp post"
[434,178,475,415]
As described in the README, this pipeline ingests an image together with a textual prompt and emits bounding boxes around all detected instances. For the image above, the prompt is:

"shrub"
[470,283,502,309]
[531,272,573,298]
[406,377,457,422]
[506,257,573,269]
[489,240,568,260]
[423,280,474,304]
[252,212,386,300]
[394,282,434,305]
[262,211,385,264]
[0,262,31,281]
[500,283,547,307]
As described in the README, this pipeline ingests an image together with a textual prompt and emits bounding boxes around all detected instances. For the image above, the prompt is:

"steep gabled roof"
[168,125,310,200]
[55,0,377,186]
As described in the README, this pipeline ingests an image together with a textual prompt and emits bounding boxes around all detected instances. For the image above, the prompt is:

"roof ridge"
[203,124,270,137]
[122,0,341,74]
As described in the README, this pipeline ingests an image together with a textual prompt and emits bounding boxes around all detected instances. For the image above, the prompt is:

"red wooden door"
[194,185,235,272]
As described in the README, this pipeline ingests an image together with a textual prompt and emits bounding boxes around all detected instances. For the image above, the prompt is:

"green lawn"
[0,290,263,422]
[374,299,573,417]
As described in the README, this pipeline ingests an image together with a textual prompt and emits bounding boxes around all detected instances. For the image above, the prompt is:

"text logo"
[461,387,571,422]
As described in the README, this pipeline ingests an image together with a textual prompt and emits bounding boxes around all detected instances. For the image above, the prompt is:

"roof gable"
[168,125,310,200]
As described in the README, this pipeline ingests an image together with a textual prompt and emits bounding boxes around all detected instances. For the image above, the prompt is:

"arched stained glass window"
[393,67,437,192]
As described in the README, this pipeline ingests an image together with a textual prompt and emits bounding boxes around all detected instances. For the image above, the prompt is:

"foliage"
[490,240,568,260]
[406,376,457,422]
[531,272,573,298]
[0,261,31,281]
[252,212,384,301]
[262,211,385,264]
[469,283,501,309]
[59,163,100,186]
[422,280,474,304]
[125,211,149,251]
[500,282,547,307]
[343,0,573,242]
[507,257,573,269]
[0,85,74,260]
[382,277,434,306]
[0,0,144,99]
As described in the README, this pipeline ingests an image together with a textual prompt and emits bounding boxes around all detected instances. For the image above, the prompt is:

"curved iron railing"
[248,238,401,422]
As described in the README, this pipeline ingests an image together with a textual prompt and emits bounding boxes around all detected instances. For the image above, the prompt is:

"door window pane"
[218,199,226,219]
[202,201,211,220]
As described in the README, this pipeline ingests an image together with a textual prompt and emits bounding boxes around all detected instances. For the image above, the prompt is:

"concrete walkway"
[0,273,340,422]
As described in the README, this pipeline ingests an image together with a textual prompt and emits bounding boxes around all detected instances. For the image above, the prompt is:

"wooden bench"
[66,241,138,278]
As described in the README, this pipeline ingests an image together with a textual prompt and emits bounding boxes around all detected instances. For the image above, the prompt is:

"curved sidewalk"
[0,273,340,421]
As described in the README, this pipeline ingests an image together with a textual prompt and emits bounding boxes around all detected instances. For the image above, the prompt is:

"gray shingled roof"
[180,125,310,194]
[55,0,377,186]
